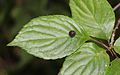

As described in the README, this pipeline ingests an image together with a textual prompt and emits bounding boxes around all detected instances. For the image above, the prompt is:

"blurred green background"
[0,0,120,75]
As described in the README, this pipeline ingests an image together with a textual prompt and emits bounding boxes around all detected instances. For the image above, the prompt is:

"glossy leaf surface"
[70,0,115,39]
[60,43,109,75]
[8,15,88,59]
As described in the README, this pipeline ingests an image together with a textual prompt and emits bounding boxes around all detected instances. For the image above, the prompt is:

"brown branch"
[90,37,118,57]
[90,37,109,50]
[113,3,120,11]
[110,19,120,48]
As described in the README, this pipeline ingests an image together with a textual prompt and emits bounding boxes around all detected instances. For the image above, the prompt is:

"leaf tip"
[7,41,16,46]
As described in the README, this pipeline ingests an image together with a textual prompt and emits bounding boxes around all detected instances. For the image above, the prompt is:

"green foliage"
[8,15,88,59]
[60,43,109,75]
[105,58,120,75]
[114,37,120,54]
[8,0,120,75]
[70,0,115,39]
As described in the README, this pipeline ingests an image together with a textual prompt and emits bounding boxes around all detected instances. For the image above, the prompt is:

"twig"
[113,3,120,11]
[90,37,110,51]
[110,19,120,48]
[90,37,117,57]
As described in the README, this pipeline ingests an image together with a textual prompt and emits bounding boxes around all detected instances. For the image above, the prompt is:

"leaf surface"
[70,0,115,39]
[8,15,88,59]
[60,43,109,75]
[105,58,120,75]
[114,37,120,54]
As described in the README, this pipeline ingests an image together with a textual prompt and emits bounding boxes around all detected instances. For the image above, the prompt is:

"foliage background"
[0,0,120,75]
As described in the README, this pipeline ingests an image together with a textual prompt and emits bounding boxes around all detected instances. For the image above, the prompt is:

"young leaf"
[8,15,88,59]
[105,58,120,75]
[60,43,109,75]
[70,0,115,39]
[114,37,120,54]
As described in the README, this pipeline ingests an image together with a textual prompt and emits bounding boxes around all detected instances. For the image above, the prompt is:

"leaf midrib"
[13,36,81,43]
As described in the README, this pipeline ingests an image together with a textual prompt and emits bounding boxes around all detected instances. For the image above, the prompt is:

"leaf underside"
[70,0,115,39]
[8,15,88,59]
[60,43,109,75]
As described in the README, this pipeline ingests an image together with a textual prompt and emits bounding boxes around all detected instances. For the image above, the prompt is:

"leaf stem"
[110,19,120,48]
[113,2,120,11]
[90,36,110,51]
[89,37,117,58]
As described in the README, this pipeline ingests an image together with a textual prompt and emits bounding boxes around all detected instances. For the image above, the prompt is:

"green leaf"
[70,0,115,39]
[114,37,120,54]
[60,43,109,75]
[105,58,120,75]
[8,15,88,59]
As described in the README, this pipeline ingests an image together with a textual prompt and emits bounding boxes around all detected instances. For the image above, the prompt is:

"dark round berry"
[69,30,76,38]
